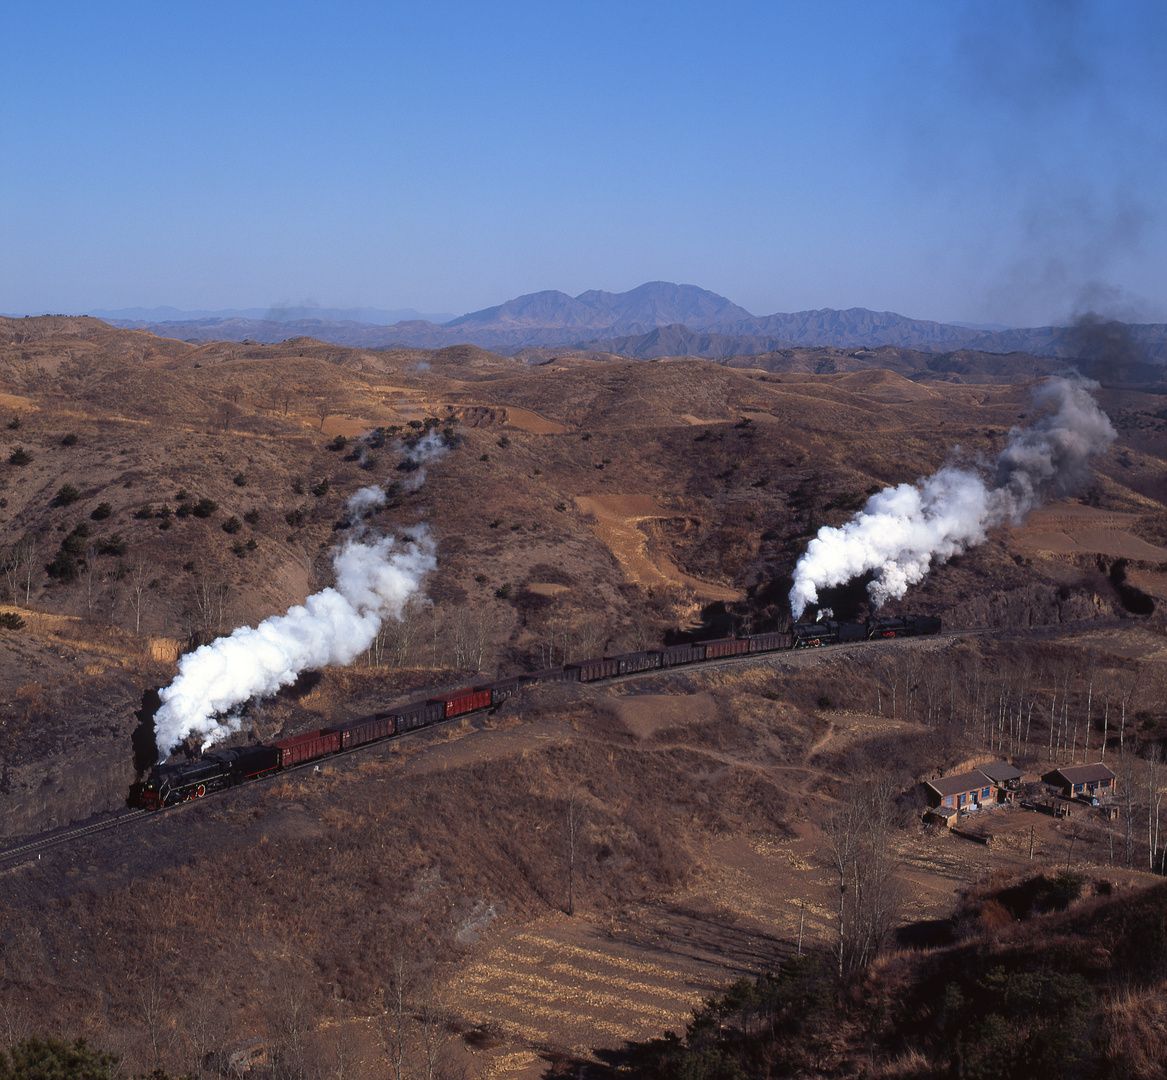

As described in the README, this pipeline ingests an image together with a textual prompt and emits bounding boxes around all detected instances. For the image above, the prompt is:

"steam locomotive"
[138,613,941,810]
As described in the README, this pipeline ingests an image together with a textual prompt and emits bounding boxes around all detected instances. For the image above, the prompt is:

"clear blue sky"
[3,0,1164,327]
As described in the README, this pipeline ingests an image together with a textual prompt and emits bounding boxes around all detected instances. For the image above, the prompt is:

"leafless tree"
[564,789,584,916]
[315,399,333,431]
[128,555,152,635]
[1118,751,1139,869]
[1118,668,1142,756]
[3,537,38,606]
[192,575,233,635]
[1080,650,1098,760]
[135,967,170,1068]
[902,651,921,722]
[448,606,493,672]
[270,977,316,1080]
[181,977,227,1079]
[824,773,902,976]
[1147,745,1165,874]
[379,953,411,1080]
[83,543,101,613]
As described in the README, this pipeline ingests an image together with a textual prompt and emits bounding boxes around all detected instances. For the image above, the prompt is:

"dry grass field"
[2,316,1167,1076]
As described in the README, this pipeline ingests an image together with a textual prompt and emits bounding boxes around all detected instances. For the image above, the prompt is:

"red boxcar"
[429,687,492,718]
[273,729,343,767]
[703,637,751,659]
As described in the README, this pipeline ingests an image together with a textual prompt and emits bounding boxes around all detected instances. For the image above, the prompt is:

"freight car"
[138,614,941,809]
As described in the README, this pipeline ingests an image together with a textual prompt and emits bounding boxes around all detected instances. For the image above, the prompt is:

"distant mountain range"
[68,282,1167,365]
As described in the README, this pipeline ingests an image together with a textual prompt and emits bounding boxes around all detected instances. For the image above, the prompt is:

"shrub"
[327,435,347,451]
[222,516,242,534]
[0,611,26,630]
[54,484,81,506]
[133,504,156,520]
[8,446,33,465]
[46,548,79,581]
[480,453,490,462]
[243,508,260,526]
[292,476,306,495]
[817,695,833,710]
[311,478,330,497]
[495,583,512,600]
[61,432,78,446]
[6,416,20,430]
[90,502,112,521]
[233,472,248,486]
[192,497,218,518]
[95,534,127,556]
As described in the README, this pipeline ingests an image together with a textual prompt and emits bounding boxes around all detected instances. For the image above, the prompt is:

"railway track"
[0,622,999,864]
[0,807,156,866]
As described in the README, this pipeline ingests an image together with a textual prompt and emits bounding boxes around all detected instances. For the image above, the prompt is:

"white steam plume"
[152,430,452,760]
[153,530,436,760]
[789,375,1116,620]
[399,428,448,490]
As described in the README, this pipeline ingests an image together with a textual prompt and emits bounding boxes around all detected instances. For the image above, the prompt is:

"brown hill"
[2,316,1167,1077]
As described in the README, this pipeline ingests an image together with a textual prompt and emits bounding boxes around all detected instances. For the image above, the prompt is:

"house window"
[1075,783,1084,793]
[982,787,991,799]
[957,794,965,806]
[944,796,953,808]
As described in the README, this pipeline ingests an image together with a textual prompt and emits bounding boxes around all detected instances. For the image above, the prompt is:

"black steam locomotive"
[139,613,941,810]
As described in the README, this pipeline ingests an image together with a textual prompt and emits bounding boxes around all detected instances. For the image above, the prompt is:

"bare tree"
[564,789,584,916]
[1118,668,1142,756]
[2,538,39,606]
[270,977,316,1080]
[1117,751,1139,869]
[1147,745,1165,874]
[824,773,902,976]
[128,555,152,635]
[192,575,233,635]
[315,399,333,431]
[448,606,493,672]
[82,543,106,615]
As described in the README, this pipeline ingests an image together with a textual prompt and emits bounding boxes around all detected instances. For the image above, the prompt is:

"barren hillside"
[2,317,1167,1078]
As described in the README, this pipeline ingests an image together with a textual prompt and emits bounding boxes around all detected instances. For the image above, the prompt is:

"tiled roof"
[1052,763,1116,784]
[978,760,1023,784]
[926,769,993,798]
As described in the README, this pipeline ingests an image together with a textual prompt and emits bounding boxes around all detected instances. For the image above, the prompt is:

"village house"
[1044,762,1117,801]
[923,761,1025,825]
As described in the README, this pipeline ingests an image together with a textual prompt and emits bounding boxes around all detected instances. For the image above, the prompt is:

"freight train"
[138,613,941,810]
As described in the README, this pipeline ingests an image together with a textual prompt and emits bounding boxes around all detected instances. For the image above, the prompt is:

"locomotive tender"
[138,613,941,810]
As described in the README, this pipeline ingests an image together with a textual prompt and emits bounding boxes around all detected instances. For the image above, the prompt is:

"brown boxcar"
[703,637,751,659]
[615,651,661,675]
[748,632,791,652]
[568,657,619,682]
[656,643,704,666]
[273,729,343,767]
[519,667,579,687]
[334,711,396,749]
[396,699,446,732]
[479,677,521,706]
